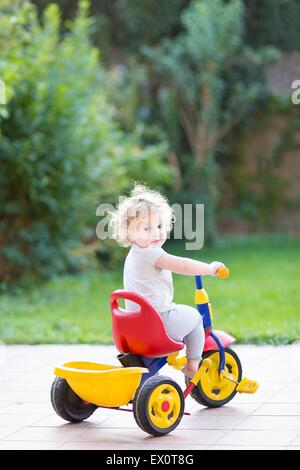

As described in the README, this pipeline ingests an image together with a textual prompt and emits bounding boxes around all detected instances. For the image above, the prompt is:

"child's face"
[128,209,167,248]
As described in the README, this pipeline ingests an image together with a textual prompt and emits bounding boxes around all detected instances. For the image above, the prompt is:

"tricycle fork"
[209,330,226,374]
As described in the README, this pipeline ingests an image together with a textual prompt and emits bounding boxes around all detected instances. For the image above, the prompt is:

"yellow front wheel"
[185,348,242,408]
[133,376,184,436]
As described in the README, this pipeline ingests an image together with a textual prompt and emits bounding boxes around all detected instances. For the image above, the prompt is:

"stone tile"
[0,414,46,427]
[21,391,51,403]
[234,416,300,431]
[0,391,32,402]
[2,425,85,442]
[0,344,299,450]
[95,412,139,429]
[59,442,209,450]
[192,404,259,417]
[58,442,135,450]
[254,372,295,383]
[129,444,209,450]
[0,427,23,439]
[232,390,274,404]
[216,429,299,447]
[253,404,300,416]
[69,427,226,446]
[289,434,300,446]
[7,377,52,393]
[209,445,286,450]
[2,402,53,415]
[262,382,288,392]
[0,403,11,410]
[280,383,300,393]
[268,391,300,403]
[31,412,111,428]
[0,440,62,450]
[96,406,133,417]
[177,414,245,430]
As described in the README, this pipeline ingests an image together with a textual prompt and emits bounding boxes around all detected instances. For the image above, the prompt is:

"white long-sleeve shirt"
[123,243,176,313]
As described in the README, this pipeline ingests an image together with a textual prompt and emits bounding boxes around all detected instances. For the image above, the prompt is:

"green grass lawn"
[0,235,299,345]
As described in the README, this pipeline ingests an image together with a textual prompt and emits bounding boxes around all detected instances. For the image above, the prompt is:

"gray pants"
[160,304,205,360]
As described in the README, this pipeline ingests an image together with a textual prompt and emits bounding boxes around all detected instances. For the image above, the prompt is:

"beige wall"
[218,112,300,234]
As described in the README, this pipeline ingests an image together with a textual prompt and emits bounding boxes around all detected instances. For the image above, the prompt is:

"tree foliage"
[142,0,277,241]
[0,0,171,282]
[245,0,300,51]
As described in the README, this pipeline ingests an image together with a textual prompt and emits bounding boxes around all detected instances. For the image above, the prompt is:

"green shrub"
[0,0,171,282]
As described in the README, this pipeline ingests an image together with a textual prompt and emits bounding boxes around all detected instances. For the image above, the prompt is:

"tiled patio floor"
[0,344,300,450]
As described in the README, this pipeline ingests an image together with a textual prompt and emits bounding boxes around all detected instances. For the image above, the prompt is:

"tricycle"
[51,266,259,436]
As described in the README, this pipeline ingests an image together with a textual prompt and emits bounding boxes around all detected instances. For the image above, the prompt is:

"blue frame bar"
[197,303,211,329]
[140,356,167,383]
[194,275,225,374]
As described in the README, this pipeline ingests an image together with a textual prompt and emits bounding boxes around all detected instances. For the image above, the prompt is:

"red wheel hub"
[161,400,170,412]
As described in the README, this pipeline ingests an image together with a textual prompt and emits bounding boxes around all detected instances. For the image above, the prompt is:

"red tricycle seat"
[110,290,184,358]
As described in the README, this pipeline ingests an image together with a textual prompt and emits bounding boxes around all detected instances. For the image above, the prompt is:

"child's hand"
[209,261,225,276]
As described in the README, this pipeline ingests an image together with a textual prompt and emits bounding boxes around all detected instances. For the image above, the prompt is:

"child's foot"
[183,359,200,379]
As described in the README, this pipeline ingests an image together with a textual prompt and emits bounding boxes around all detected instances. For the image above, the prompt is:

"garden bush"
[0,0,171,282]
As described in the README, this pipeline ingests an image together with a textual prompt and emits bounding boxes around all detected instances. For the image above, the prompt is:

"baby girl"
[110,183,224,378]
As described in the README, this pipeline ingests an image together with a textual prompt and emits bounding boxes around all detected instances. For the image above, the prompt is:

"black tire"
[133,375,184,436]
[51,377,97,423]
[185,347,242,408]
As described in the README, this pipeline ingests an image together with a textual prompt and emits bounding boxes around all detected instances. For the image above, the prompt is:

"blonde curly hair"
[109,182,175,247]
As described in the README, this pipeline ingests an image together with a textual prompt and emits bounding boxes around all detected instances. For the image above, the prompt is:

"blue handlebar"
[195,275,202,289]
